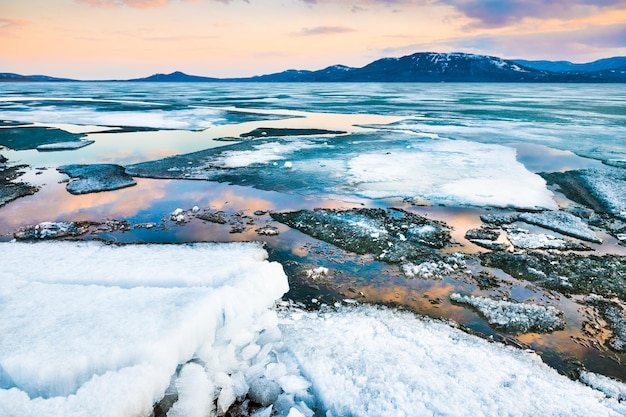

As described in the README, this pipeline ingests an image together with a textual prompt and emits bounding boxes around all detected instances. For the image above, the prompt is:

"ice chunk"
[580,371,626,401]
[506,228,585,250]
[166,363,214,417]
[450,293,565,333]
[0,241,288,416]
[278,305,623,417]
[248,376,281,406]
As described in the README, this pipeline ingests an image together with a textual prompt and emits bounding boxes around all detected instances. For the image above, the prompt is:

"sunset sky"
[1,0,625,79]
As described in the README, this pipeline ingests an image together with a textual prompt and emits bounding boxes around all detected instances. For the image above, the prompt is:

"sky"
[1,0,625,79]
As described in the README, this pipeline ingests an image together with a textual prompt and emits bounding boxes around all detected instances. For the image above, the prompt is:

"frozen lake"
[1,82,626,416]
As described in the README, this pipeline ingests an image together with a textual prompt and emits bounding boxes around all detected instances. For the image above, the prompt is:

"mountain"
[234,52,625,82]
[126,71,220,82]
[0,72,76,82]
[2,53,626,82]
[513,57,626,73]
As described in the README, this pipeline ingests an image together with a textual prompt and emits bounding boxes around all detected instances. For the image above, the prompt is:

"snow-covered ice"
[346,140,557,209]
[279,305,625,417]
[450,293,565,333]
[518,210,601,243]
[0,241,289,417]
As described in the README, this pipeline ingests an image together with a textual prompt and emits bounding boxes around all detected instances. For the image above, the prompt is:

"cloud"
[76,0,170,8]
[0,18,30,30]
[297,26,356,36]
[377,23,626,61]
[75,0,247,9]
[439,0,626,28]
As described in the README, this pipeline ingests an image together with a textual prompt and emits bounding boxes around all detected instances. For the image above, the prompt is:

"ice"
[450,293,565,333]
[36,140,95,151]
[129,133,557,210]
[166,363,214,417]
[347,140,557,209]
[580,371,626,401]
[401,254,466,279]
[0,101,224,130]
[278,305,624,417]
[0,241,289,416]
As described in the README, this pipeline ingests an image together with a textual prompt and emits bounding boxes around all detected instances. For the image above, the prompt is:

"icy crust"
[0,241,290,417]
[127,133,557,210]
[271,208,451,263]
[581,371,626,401]
[450,293,565,334]
[481,251,626,300]
[541,167,626,218]
[278,305,626,417]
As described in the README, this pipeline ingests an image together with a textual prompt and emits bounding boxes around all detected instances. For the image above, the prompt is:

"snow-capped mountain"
[2,52,625,82]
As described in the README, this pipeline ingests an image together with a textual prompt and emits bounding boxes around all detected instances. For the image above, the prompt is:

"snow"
[347,140,557,209]
[0,241,289,417]
[278,305,624,417]
[450,293,565,333]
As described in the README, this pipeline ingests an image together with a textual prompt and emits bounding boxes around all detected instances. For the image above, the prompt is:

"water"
[1,82,626,383]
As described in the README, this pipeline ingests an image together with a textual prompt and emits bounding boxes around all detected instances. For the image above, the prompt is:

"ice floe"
[278,304,625,417]
[57,164,136,195]
[346,140,557,209]
[542,166,626,218]
[450,293,565,333]
[0,241,290,417]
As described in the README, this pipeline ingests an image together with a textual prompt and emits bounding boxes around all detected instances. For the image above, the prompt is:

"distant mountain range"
[2,52,626,83]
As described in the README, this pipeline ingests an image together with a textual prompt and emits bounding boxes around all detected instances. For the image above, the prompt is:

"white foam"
[0,241,288,417]
[278,305,625,417]
[347,140,557,209]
